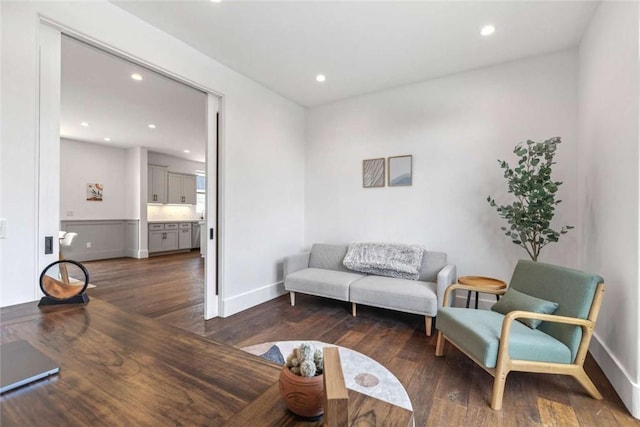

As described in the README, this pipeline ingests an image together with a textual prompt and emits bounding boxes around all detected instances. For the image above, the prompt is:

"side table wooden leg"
[465,291,472,308]
[474,291,479,309]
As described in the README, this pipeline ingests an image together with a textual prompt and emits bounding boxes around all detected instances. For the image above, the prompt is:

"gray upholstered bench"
[283,243,456,335]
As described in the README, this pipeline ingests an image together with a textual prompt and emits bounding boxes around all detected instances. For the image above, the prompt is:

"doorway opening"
[38,23,222,320]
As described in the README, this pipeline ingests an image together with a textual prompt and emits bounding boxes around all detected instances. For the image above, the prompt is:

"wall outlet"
[66,210,74,217]
[86,242,92,248]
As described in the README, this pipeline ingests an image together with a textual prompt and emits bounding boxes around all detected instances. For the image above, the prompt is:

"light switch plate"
[0,218,6,239]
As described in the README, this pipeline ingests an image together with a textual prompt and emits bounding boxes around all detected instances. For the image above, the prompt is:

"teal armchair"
[435,260,605,410]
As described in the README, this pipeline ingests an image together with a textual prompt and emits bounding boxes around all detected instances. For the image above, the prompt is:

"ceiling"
[61,36,207,163]
[112,1,599,107]
[62,1,598,160]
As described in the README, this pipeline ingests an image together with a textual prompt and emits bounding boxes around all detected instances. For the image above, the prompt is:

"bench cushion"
[285,268,365,301]
[437,307,572,368]
[308,244,351,272]
[349,275,438,316]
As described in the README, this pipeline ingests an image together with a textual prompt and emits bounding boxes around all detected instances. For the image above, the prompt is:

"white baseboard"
[589,332,640,419]
[137,249,149,259]
[72,249,125,262]
[221,281,286,317]
[453,293,496,310]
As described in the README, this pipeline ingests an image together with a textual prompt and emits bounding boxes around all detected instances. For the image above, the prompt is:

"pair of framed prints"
[363,155,412,188]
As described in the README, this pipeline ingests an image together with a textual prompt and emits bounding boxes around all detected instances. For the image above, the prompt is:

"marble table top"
[242,340,412,412]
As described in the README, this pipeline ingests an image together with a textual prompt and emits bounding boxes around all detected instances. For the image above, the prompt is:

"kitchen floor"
[84,251,204,326]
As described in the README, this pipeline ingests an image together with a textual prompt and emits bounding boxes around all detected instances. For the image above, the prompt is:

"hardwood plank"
[426,396,468,427]
[40,253,638,427]
[537,397,580,427]
[433,345,473,407]
[0,300,278,426]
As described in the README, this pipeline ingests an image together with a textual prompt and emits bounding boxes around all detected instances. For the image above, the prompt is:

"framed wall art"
[388,155,412,186]
[86,183,103,201]
[362,158,385,188]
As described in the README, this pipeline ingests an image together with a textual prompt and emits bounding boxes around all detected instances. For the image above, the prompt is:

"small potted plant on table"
[279,342,325,418]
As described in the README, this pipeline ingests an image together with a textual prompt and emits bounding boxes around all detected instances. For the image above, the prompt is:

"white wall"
[60,138,129,220]
[578,1,640,418]
[0,1,306,309]
[306,50,580,283]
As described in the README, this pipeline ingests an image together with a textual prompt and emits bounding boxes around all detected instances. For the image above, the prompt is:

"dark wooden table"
[0,299,412,426]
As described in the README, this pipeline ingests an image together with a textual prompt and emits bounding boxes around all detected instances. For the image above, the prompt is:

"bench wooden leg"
[425,316,433,336]
[435,331,445,356]
[351,303,356,317]
[290,291,295,306]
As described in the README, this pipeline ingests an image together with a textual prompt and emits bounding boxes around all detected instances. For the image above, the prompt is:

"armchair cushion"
[491,288,559,329]
[509,260,603,361]
[437,307,572,368]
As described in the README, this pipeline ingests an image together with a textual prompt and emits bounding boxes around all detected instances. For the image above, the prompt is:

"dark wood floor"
[83,252,639,426]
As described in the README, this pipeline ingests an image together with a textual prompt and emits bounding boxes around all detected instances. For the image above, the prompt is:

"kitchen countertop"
[148,219,203,224]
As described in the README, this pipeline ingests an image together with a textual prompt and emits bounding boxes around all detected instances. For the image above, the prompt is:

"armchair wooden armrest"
[442,284,507,307]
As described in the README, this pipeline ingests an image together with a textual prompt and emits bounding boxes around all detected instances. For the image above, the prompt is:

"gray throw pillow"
[491,288,559,329]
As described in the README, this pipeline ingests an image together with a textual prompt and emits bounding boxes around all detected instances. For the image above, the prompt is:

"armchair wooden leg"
[573,368,603,400]
[290,292,295,306]
[491,365,509,410]
[435,331,445,356]
[351,303,357,317]
[424,316,432,336]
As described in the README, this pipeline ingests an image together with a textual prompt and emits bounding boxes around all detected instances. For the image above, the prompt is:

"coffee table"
[457,276,507,309]
[243,340,413,412]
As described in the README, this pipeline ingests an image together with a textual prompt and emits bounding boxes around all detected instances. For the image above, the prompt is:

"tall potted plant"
[487,137,573,261]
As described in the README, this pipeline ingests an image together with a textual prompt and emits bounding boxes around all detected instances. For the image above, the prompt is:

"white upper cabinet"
[148,165,168,203]
[167,172,197,205]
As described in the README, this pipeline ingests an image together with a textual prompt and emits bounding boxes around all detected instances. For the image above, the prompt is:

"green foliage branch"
[487,137,573,261]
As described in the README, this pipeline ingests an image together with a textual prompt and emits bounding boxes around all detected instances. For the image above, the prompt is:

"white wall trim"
[36,23,62,301]
[204,94,219,320]
[39,16,223,98]
[221,281,286,318]
[590,333,640,418]
[38,14,225,320]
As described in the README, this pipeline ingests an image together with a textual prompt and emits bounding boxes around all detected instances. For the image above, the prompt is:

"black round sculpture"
[38,260,90,306]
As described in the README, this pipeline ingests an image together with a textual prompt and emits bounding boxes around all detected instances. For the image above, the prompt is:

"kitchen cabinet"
[148,165,168,203]
[148,229,178,253]
[178,223,192,249]
[167,173,197,205]
[191,222,200,249]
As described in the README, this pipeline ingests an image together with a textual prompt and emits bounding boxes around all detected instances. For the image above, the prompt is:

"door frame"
[37,18,225,318]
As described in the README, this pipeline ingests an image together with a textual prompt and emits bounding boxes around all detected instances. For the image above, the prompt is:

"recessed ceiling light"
[131,73,143,81]
[104,137,111,142]
[148,124,156,129]
[80,121,89,127]
[316,74,326,82]
[210,0,222,3]
[184,150,190,153]
[481,25,496,36]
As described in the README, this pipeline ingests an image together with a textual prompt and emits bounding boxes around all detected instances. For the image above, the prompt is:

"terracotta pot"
[278,366,324,418]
